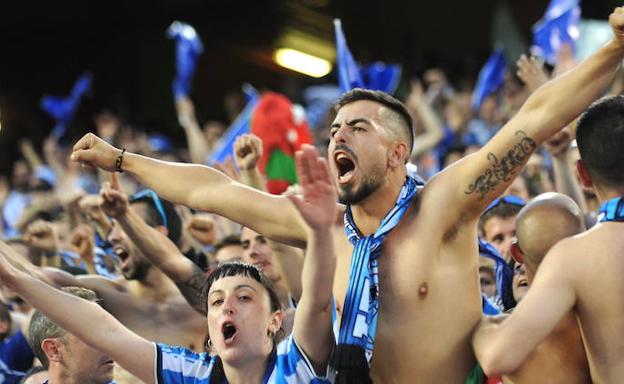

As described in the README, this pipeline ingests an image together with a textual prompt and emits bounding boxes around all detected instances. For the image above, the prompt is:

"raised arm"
[287,145,336,372]
[472,240,576,376]
[176,96,211,165]
[0,253,155,383]
[101,173,209,315]
[71,133,308,248]
[434,9,624,221]
[406,80,444,159]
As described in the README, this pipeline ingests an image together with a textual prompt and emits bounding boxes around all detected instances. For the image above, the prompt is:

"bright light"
[273,48,332,78]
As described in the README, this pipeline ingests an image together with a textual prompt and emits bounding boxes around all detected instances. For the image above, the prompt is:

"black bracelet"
[115,148,126,173]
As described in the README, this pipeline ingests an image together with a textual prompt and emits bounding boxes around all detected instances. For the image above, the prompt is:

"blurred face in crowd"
[512,262,529,303]
[206,274,281,364]
[108,220,151,281]
[215,244,244,264]
[479,267,497,299]
[11,160,30,191]
[329,100,394,204]
[240,228,280,282]
[479,96,497,123]
[48,333,115,384]
[482,216,516,262]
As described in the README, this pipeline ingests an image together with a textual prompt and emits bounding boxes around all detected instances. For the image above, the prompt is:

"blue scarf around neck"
[331,176,422,382]
[597,196,624,223]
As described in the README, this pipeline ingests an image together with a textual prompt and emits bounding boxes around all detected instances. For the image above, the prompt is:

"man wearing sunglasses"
[71,9,624,383]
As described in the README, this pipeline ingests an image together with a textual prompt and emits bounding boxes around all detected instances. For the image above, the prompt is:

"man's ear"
[388,141,409,168]
[510,240,524,264]
[576,160,594,189]
[41,338,64,363]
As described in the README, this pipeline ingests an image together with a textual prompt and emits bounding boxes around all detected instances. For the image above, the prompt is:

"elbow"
[479,348,521,377]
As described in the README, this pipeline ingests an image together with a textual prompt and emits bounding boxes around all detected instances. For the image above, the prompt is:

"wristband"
[115,149,126,173]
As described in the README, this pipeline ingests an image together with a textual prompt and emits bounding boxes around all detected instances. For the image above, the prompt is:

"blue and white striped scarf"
[332,176,422,380]
[598,196,624,223]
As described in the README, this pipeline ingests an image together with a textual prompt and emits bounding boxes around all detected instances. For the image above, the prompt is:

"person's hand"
[516,55,549,93]
[25,220,60,254]
[100,173,129,219]
[71,133,123,172]
[175,96,196,128]
[69,225,95,263]
[234,134,263,171]
[609,6,624,47]
[287,145,338,231]
[79,194,107,223]
[544,127,573,157]
[186,214,217,246]
[404,79,426,111]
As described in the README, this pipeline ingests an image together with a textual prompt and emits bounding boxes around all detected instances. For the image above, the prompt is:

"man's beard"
[338,164,386,205]
[122,261,150,281]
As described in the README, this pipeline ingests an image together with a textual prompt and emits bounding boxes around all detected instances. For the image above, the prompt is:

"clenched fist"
[71,133,123,172]
[234,134,263,171]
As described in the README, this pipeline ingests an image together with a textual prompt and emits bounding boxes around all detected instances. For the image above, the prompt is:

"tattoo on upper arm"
[176,267,208,316]
[464,131,537,200]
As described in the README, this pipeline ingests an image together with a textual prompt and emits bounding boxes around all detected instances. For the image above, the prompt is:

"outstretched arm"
[101,173,209,315]
[0,254,155,383]
[288,145,337,372]
[432,9,624,223]
[71,133,308,248]
[473,240,576,376]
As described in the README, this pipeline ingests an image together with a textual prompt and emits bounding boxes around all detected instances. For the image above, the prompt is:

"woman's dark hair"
[206,262,284,384]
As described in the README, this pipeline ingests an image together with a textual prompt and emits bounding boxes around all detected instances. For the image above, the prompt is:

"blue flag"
[471,49,506,111]
[167,21,204,100]
[208,84,260,164]
[531,0,581,64]
[334,19,401,95]
[479,238,513,308]
[40,73,92,139]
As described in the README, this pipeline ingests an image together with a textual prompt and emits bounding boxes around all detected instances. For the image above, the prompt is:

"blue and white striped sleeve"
[273,334,336,384]
[154,343,215,384]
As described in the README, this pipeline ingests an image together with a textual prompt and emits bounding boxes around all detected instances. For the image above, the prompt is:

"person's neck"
[594,185,624,205]
[221,352,271,384]
[48,366,83,384]
[350,170,407,236]
[128,266,179,301]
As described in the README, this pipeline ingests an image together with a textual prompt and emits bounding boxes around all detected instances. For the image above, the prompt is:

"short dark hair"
[334,88,414,154]
[214,234,242,254]
[130,195,182,246]
[479,201,523,237]
[27,287,99,368]
[0,303,12,340]
[577,95,624,188]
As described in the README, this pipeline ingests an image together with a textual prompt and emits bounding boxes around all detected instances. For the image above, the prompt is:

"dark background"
[0,0,618,174]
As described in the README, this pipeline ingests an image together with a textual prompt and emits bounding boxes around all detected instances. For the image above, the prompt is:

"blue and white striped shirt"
[155,334,335,383]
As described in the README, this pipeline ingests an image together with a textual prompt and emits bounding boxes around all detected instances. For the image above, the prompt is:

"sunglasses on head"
[129,189,168,228]
[484,195,526,215]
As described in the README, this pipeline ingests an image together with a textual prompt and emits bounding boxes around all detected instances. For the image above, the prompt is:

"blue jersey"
[156,333,335,383]
[0,330,34,384]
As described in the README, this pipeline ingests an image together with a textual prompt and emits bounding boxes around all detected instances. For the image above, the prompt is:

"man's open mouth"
[114,246,130,267]
[334,152,356,183]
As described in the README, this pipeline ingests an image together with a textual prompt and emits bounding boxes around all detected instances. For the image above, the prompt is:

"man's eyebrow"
[330,118,372,129]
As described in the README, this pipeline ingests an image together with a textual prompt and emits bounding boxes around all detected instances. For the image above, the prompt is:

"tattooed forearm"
[464,131,537,199]
[176,266,209,316]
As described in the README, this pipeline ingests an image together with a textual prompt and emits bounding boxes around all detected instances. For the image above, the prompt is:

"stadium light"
[273,48,332,78]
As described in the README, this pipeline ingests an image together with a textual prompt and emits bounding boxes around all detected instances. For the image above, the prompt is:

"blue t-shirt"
[0,330,34,384]
[156,334,335,383]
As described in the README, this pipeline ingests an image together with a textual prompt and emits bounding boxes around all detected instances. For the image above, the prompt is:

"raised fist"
[25,220,60,254]
[609,7,624,46]
[71,133,123,172]
[234,134,263,171]
[186,214,217,246]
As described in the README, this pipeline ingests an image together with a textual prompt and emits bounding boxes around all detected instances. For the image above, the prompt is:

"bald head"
[515,193,585,271]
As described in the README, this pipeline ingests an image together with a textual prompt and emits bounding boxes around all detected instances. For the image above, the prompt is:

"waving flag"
[334,19,401,94]
[40,73,92,139]
[208,84,259,164]
[167,21,204,100]
[471,49,506,111]
[531,0,581,64]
